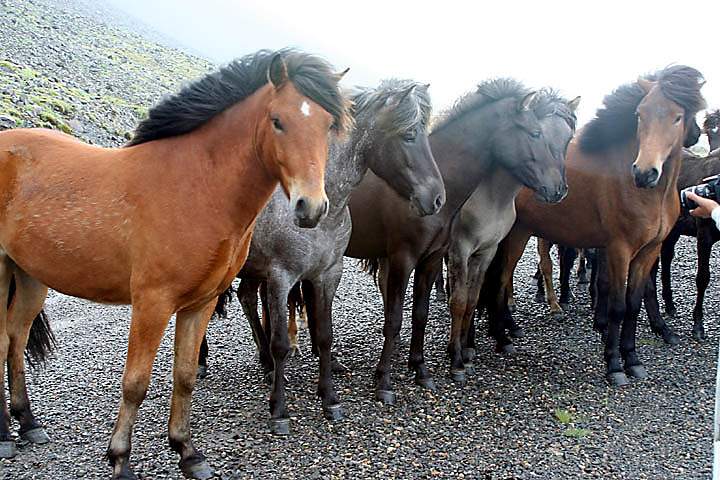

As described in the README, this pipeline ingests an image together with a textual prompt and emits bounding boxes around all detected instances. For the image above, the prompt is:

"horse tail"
[358,259,380,286]
[287,282,305,316]
[214,286,235,319]
[7,278,57,368]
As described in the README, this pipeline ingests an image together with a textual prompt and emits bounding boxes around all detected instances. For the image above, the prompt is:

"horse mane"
[704,109,720,132]
[431,78,529,133]
[351,79,432,135]
[579,65,706,154]
[127,48,351,146]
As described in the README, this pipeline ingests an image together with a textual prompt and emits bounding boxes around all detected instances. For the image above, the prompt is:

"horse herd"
[0,48,714,479]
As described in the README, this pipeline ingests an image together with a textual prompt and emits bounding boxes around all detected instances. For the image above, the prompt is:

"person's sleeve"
[712,206,720,230]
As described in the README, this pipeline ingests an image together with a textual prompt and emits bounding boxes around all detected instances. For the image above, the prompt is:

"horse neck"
[430,108,500,217]
[168,88,279,230]
[323,123,373,217]
[468,164,524,208]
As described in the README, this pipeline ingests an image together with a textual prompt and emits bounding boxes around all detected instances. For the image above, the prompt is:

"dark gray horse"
[445,90,579,382]
[206,79,444,434]
[346,79,571,404]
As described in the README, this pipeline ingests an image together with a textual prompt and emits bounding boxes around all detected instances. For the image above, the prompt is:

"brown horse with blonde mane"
[0,49,350,479]
[484,65,705,386]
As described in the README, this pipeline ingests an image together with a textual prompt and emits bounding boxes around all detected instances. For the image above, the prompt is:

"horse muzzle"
[632,163,661,189]
[409,184,446,216]
[290,193,329,228]
[535,183,568,204]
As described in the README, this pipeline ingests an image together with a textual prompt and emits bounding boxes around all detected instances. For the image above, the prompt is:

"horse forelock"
[127,48,351,146]
[352,79,432,136]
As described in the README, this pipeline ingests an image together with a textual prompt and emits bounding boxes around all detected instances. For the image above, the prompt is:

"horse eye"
[403,133,417,143]
[530,130,541,138]
[674,115,683,124]
[271,117,284,132]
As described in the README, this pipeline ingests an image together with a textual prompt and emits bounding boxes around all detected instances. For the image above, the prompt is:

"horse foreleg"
[461,249,495,370]
[306,266,343,421]
[621,246,660,380]
[238,278,271,374]
[287,283,301,357]
[447,243,472,383]
[409,255,442,389]
[643,259,680,345]
[0,255,14,458]
[603,245,630,386]
[660,227,681,317]
[692,222,713,341]
[593,249,609,335]
[7,269,51,445]
[491,228,530,350]
[576,249,589,284]
[107,299,174,479]
[265,276,292,434]
[169,300,216,480]
[374,254,412,405]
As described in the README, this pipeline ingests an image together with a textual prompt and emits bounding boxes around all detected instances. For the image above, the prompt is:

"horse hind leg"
[539,240,562,315]
[7,268,52,446]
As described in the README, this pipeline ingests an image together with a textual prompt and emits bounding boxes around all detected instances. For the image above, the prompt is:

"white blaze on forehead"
[300,100,311,117]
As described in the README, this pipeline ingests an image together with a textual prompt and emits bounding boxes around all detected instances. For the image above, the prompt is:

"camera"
[680,174,720,210]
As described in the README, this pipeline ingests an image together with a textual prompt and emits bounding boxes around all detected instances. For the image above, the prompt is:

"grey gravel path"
[0,1,717,479]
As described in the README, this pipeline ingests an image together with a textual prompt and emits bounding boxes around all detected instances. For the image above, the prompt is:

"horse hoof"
[625,365,648,379]
[0,440,17,459]
[508,303,517,313]
[534,294,545,304]
[462,347,476,363]
[550,310,563,318]
[498,343,516,355]
[450,368,466,384]
[463,363,476,376]
[508,327,524,339]
[332,358,350,374]
[269,418,290,435]
[559,302,569,310]
[323,404,344,421]
[577,274,589,284]
[662,331,681,346]
[375,389,396,406]
[692,329,707,342]
[415,376,436,392]
[606,371,629,387]
[180,456,214,480]
[21,427,50,445]
[665,306,677,318]
[196,365,208,379]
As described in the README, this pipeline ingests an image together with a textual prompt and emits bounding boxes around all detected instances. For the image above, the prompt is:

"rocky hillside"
[0,0,213,146]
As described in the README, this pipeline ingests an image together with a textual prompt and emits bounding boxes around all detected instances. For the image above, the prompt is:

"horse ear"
[637,78,655,94]
[518,91,537,112]
[567,96,581,112]
[334,68,350,82]
[268,53,288,89]
[421,83,430,92]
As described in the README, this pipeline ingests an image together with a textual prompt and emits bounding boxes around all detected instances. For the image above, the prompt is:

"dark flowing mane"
[432,78,529,133]
[704,109,720,133]
[351,79,432,135]
[579,65,706,154]
[128,48,351,146]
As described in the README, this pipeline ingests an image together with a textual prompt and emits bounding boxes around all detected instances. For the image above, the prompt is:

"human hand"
[688,192,720,218]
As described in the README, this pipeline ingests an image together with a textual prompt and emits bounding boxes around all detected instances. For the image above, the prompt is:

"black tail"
[7,278,57,368]
[214,285,235,319]
[358,258,380,286]
[288,282,305,315]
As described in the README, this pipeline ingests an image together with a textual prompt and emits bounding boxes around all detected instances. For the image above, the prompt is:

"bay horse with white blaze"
[205,79,443,434]
[0,49,350,480]
[485,65,705,386]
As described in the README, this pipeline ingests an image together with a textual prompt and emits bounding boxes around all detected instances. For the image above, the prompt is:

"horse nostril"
[294,197,308,216]
[434,195,443,211]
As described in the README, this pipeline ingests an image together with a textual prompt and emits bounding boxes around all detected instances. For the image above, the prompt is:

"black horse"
[203,79,444,434]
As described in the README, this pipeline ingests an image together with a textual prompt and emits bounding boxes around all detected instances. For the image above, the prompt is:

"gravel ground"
[0,1,718,479]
